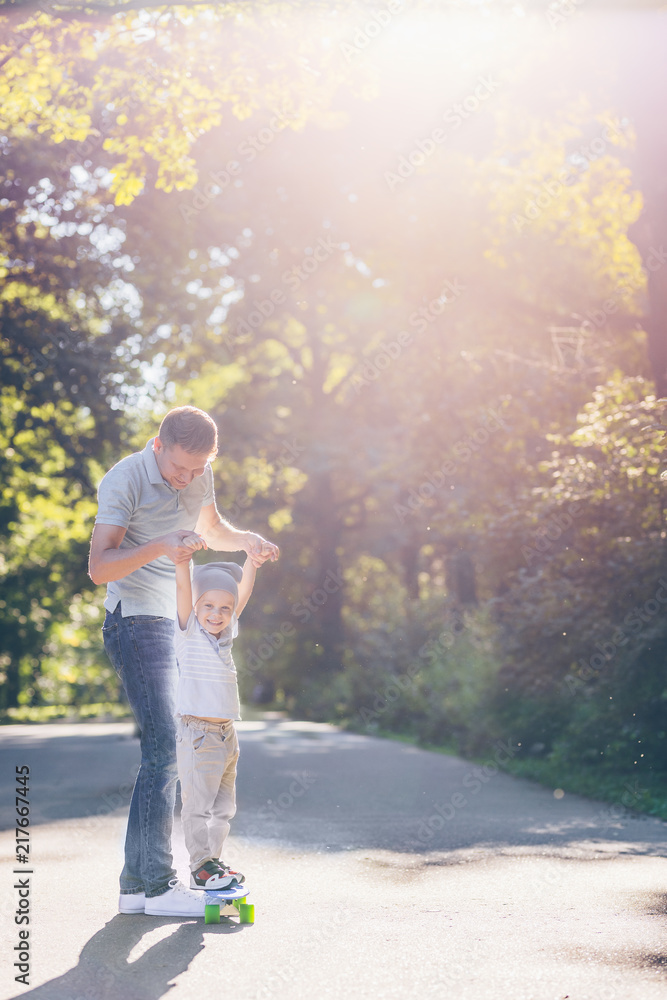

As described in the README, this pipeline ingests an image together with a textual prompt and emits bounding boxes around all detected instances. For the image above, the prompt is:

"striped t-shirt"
[174,610,241,720]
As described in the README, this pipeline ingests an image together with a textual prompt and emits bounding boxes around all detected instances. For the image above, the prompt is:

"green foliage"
[503,756,667,821]
[312,556,500,755]
[487,376,667,773]
[2,0,667,823]
[0,132,141,709]
[0,702,132,725]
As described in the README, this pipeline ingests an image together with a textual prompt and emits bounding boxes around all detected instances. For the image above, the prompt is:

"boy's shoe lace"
[191,860,238,889]
[212,858,245,885]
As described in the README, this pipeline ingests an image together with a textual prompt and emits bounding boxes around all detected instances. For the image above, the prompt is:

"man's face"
[153,439,211,490]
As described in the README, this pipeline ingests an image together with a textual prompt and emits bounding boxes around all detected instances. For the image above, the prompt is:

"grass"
[0,701,280,726]
[502,756,667,821]
[347,720,667,822]
[0,702,133,725]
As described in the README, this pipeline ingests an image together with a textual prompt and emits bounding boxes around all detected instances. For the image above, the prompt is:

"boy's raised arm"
[235,557,258,617]
[175,560,194,631]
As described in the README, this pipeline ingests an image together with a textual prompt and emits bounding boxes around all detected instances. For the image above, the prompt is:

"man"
[88,405,278,917]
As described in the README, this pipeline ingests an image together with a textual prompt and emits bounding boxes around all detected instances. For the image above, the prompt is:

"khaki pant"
[176,715,239,872]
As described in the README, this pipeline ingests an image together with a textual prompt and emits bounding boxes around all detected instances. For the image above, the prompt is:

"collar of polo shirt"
[142,439,165,486]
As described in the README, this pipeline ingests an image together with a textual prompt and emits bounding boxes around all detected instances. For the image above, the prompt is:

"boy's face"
[153,439,211,490]
[195,589,235,636]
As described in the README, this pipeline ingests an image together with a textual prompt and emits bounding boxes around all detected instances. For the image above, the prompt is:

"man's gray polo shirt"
[95,438,214,619]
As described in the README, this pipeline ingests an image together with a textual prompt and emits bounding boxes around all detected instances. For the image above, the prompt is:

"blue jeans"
[102,602,178,898]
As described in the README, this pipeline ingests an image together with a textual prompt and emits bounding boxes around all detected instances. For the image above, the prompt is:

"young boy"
[174,549,259,890]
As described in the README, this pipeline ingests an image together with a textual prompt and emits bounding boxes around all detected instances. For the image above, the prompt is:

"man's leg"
[103,604,178,897]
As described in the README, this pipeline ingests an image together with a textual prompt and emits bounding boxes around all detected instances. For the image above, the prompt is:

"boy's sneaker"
[190,860,238,889]
[212,859,245,885]
[144,879,207,917]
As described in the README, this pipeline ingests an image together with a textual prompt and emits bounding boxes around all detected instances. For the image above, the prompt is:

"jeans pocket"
[102,622,123,679]
[102,614,118,633]
[192,734,206,751]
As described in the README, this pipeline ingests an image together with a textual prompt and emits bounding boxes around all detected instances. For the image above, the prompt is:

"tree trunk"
[310,468,344,675]
[445,543,478,606]
[621,13,667,398]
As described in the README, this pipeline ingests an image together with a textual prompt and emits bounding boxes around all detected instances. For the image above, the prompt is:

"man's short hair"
[157,407,218,457]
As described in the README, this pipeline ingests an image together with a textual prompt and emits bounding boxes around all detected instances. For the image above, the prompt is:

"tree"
[2,0,666,775]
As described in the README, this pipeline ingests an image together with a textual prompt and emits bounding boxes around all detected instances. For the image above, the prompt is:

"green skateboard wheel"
[205,903,220,924]
[239,902,254,924]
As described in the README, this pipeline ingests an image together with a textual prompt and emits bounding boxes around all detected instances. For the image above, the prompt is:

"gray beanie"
[192,561,243,608]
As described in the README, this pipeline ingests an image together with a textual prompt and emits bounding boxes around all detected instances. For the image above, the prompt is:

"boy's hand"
[243,532,279,564]
[162,530,207,564]
[183,532,206,551]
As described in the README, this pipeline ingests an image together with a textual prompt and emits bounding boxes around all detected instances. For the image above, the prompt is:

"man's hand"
[161,530,207,564]
[243,532,279,565]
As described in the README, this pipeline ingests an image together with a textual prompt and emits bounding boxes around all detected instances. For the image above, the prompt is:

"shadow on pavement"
[10,914,247,1000]
[640,891,667,916]
[562,889,667,980]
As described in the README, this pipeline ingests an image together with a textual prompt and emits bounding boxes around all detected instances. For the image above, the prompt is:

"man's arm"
[236,557,258,617]
[195,502,280,564]
[88,524,207,585]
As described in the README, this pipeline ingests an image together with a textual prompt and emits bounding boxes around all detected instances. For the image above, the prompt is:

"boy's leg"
[102,604,179,898]
[208,724,239,862]
[177,718,231,872]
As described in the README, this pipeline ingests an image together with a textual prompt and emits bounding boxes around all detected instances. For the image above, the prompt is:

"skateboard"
[191,882,254,924]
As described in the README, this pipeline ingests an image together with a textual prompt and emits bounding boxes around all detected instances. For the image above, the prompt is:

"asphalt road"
[1,718,667,1000]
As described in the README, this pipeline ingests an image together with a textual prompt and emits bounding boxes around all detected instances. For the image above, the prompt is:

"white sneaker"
[119,891,146,914]
[144,879,207,917]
